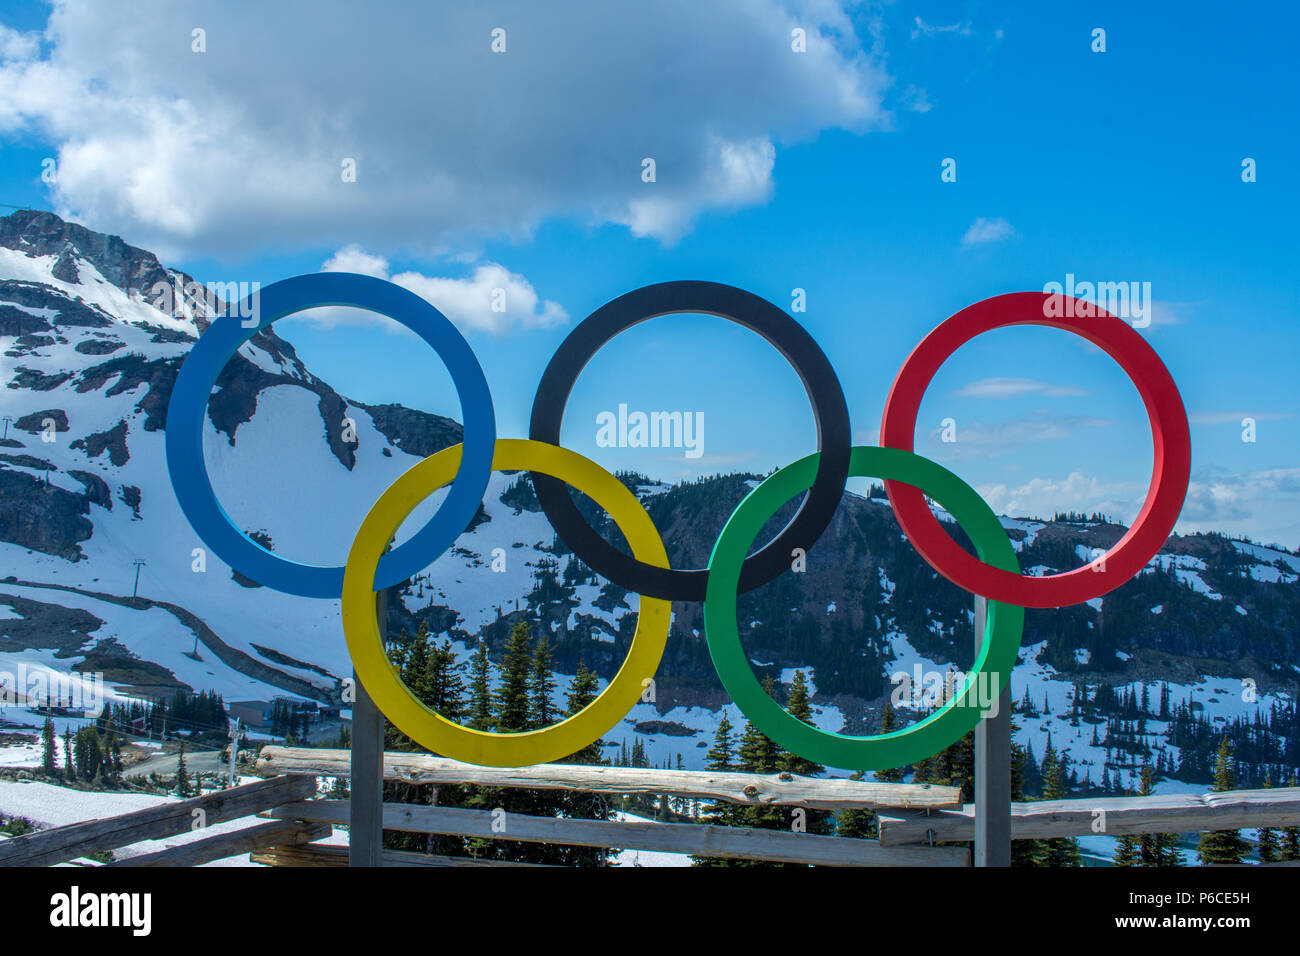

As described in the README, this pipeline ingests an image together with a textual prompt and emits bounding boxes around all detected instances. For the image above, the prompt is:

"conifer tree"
[495,621,533,732]
[467,639,494,730]
[835,771,876,841]
[776,671,833,836]
[1113,831,1141,866]
[1256,770,1279,864]
[1137,763,1180,865]
[175,741,192,797]
[1009,717,1043,866]
[873,702,906,783]
[62,729,75,783]
[530,634,557,728]
[692,717,738,866]
[41,717,56,776]
[1197,737,1249,865]
[737,678,781,775]
[1039,742,1080,866]
[1282,772,1300,862]
[559,661,612,866]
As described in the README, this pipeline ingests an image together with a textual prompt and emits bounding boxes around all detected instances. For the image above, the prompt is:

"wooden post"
[973,595,1011,866]
[350,589,386,867]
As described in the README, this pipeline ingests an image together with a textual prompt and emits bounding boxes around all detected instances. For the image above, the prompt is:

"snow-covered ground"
[0,776,346,867]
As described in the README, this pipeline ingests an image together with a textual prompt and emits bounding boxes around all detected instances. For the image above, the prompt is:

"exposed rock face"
[0,209,174,301]
[118,484,142,519]
[67,469,111,509]
[14,408,68,433]
[75,338,125,355]
[74,353,181,431]
[0,591,103,655]
[7,367,71,391]
[0,453,56,471]
[0,303,50,336]
[0,467,94,560]
[71,420,130,467]
[355,401,463,458]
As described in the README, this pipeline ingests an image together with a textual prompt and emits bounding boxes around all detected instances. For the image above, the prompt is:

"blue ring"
[165,272,496,599]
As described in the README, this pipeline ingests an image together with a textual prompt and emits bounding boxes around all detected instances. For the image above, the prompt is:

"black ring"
[528,280,852,602]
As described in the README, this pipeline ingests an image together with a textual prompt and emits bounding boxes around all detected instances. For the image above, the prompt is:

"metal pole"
[973,595,1012,866]
[227,718,241,789]
[349,588,386,867]
[132,559,146,605]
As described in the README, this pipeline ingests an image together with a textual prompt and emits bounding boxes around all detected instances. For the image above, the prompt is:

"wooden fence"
[3,746,1300,867]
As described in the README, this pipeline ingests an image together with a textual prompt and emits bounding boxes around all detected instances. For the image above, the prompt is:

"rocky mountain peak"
[0,209,174,301]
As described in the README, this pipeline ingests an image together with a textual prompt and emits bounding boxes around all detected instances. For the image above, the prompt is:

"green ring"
[703,446,1025,771]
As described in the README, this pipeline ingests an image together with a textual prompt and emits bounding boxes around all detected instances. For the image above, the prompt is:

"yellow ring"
[341,438,671,767]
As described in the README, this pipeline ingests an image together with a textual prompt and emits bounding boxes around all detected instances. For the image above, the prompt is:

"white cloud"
[954,377,1088,399]
[977,472,1144,523]
[1189,411,1292,425]
[961,217,1014,246]
[975,466,1300,550]
[0,1,891,256]
[925,414,1112,462]
[899,84,932,113]
[911,18,973,39]
[318,245,567,337]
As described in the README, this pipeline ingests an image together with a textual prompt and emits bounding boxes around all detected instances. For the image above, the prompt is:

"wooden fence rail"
[877,787,1300,845]
[0,774,317,868]
[263,799,970,867]
[255,746,961,810]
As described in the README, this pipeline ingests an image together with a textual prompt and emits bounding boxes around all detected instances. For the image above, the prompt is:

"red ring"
[880,292,1191,609]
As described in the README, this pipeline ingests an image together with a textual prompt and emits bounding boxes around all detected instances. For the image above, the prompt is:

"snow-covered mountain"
[2,210,1297,785]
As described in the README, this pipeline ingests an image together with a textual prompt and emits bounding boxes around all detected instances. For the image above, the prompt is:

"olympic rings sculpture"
[165,274,1191,769]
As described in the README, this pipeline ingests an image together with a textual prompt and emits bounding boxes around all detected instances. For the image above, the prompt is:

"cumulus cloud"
[954,377,1088,399]
[974,465,1300,550]
[977,472,1145,524]
[961,217,1015,246]
[0,0,890,256]
[318,245,567,336]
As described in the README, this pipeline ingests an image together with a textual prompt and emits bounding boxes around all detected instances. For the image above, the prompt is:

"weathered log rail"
[0,774,320,868]
[263,799,969,867]
[6,747,1300,867]
[255,746,961,810]
[877,787,1300,845]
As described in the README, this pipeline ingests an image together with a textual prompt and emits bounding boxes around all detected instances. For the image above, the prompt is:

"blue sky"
[2,0,1297,546]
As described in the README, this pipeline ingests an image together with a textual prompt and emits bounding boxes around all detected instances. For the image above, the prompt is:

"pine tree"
[1282,772,1300,862]
[1197,737,1249,865]
[1257,770,1280,864]
[872,701,906,783]
[175,741,192,797]
[559,661,611,866]
[729,678,796,863]
[1137,763,1181,865]
[62,729,75,783]
[41,718,56,776]
[495,621,533,732]
[692,717,738,867]
[1039,742,1080,866]
[737,678,781,774]
[1114,831,1141,866]
[530,634,557,728]
[1009,717,1042,866]
[778,672,822,777]
[381,632,473,859]
[776,671,832,836]
[467,639,494,730]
